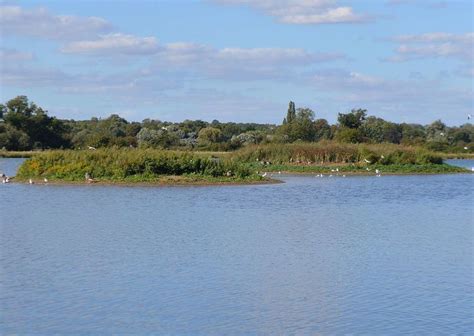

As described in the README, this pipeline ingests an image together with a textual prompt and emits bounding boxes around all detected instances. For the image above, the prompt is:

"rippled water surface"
[1,158,473,334]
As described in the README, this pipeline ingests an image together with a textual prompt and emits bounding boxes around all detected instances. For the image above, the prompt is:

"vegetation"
[234,142,444,165]
[3,95,472,184]
[16,148,263,184]
[1,96,472,154]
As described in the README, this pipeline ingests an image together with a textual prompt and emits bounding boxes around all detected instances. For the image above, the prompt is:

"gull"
[2,174,10,184]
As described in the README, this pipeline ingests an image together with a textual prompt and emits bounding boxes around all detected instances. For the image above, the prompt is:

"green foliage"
[334,128,363,143]
[17,148,255,181]
[338,109,367,129]
[1,96,473,154]
[0,123,31,150]
[233,142,444,165]
[2,96,70,149]
[197,127,224,146]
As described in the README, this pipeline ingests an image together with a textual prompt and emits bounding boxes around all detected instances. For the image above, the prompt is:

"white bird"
[44,178,48,183]
[375,169,380,174]
[29,178,34,184]
[381,155,385,159]
[468,114,472,120]
[342,175,346,177]
[262,172,267,177]
[464,147,468,150]
[278,171,281,174]
[87,146,96,150]
[440,132,445,136]
[366,167,371,171]
[336,168,339,172]
[364,159,371,163]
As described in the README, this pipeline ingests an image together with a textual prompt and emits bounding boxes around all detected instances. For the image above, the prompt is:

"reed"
[16,148,255,181]
[233,141,444,165]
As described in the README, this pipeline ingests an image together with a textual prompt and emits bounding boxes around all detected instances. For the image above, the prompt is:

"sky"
[0,0,472,125]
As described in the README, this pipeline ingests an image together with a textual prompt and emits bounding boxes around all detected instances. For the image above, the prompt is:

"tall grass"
[233,141,443,165]
[17,148,253,181]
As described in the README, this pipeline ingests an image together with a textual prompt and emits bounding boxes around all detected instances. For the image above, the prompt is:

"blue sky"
[0,0,472,125]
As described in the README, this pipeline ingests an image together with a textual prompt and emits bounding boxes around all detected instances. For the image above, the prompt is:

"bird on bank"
[44,178,48,183]
[2,174,10,184]
[87,146,97,150]
[29,179,34,184]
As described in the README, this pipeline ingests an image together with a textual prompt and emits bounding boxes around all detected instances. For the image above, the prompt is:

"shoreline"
[12,177,282,187]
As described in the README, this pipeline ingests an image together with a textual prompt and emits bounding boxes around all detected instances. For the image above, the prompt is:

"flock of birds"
[260,166,385,179]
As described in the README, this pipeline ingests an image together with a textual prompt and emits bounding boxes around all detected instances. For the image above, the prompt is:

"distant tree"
[0,123,31,150]
[338,109,367,129]
[334,128,363,143]
[400,123,426,145]
[283,101,296,124]
[2,95,70,149]
[314,119,332,141]
[197,127,223,146]
[362,117,402,143]
[136,127,179,148]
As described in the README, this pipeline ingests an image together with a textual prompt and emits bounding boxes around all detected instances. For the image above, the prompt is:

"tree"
[338,109,367,129]
[197,127,223,146]
[2,95,70,149]
[362,117,402,144]
[314,119,332,141]
[283,101,296,124]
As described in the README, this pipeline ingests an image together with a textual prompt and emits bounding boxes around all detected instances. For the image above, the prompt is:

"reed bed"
[233,141,443,165]
[16,148,254,181]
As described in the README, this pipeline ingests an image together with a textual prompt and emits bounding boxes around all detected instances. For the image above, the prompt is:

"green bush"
[17,148,253,181]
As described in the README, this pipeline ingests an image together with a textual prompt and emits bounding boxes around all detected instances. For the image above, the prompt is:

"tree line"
[0,96,472,152]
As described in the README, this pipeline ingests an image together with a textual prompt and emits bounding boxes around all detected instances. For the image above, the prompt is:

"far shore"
[11,176,281,187]
[2,149,474,160]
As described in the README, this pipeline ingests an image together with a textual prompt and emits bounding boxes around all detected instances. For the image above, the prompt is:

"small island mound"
[15,142,469,186]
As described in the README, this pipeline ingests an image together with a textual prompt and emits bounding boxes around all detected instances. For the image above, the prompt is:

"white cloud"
[0,47,34,63]
[307,68,473,122]
[151,43,345,80]
[0,5,112,40]
[214,0,370,24]
[61,33,161,55]
[385,32,474,63]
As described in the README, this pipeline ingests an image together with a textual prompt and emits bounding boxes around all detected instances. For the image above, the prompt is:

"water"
[1,159,473,334]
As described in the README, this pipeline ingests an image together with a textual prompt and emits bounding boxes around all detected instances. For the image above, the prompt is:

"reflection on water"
[1,159,473,334]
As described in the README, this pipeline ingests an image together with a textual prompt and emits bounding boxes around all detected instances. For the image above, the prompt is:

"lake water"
[1,158,473,334]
